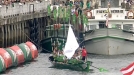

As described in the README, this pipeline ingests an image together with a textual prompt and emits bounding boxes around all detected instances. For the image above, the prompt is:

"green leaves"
[99,68,108,72]
[63,8,65,19]
[58,7,61,17]
[87,2,91,9]
[112,24,116,28]
[65,8,70,22]
[53,9,57,20]
[80,2,83,8]
[91,65,108,72]
[69,2,73,8]
[72,14,76,24]
[47,5,51,16]
[83,15,88,25]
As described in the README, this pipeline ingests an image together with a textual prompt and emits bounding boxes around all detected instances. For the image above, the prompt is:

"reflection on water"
[1,59,38,75]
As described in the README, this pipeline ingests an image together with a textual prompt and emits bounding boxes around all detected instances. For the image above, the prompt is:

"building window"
[112,24,121,29]
[123,24,133,31]
[120,10,123,13]
[58,29,63,37]
[85,25,90,31]
[90,25,96,30]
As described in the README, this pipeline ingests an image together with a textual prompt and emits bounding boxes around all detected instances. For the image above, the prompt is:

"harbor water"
[1,53,134,75]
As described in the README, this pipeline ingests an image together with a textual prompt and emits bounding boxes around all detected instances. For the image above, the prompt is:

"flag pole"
[107,1,110,36]
[63,7,65,37]
[63,6,65,49]
[57,6,59,38]
[69,5,71,27]
[106,1,110,53]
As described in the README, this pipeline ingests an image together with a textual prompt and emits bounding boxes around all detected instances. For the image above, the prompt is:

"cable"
[21,30,52,53]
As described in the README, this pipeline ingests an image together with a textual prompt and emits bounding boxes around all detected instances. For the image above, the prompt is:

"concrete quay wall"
[0,0,50,25]
[0,0,50,48]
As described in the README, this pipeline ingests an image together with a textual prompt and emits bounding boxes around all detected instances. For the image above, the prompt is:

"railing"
[45,24,74,38]
[84,23,134,32]
[0,0,50,18]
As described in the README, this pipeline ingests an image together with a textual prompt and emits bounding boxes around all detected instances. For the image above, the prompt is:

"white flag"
[63,25,79,59]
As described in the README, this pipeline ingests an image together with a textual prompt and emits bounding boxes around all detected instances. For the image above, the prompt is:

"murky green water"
[1,53,134,75]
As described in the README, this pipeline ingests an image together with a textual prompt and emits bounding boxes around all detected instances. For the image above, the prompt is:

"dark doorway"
[99,21,106,28]
[29,4,34,13]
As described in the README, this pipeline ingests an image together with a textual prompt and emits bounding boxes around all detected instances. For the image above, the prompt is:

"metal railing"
[0,0,49,18]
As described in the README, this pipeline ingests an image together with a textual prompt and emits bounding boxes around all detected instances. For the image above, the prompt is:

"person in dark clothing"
[65,0,70,6]
[54,0,60,5]
[74,0,80,9]
[78,7,82,16]
[49,56,54,62]
[80,0,84,8]
[126,2,130,11]
[70,1,73,4]
[121,0,126,8]
[94,1,99,9]
[62,1,65,6]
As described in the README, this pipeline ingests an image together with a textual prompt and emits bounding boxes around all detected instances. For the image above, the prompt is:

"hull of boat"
[48,55,92,71]
[40,37,66,53]
[52,62,84,70]
[84,28,134,55]
[50,60,91,71]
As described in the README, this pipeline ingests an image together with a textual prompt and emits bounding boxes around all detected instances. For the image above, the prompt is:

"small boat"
[49,56,92,71]
[48,25,92,72]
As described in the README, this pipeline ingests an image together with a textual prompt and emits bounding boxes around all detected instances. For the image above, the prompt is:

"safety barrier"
[0,41,38,73]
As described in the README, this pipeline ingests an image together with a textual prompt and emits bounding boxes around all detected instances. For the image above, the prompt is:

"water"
[1,53,134,75]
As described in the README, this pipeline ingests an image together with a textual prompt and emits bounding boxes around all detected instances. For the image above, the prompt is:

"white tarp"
[63,25,79,59]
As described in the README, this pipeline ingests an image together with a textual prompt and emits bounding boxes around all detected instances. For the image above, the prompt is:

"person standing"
[80,0,84,9]
[78,7,82,16]
[94,1,99,9]
[74,0,80,9]
[86,0,91,9]
[75,8,79,17]
[126,1,131,11]
[121,0,126,8]
[81,46,87,62]
[54,0,60,5]
[65,0,70,6]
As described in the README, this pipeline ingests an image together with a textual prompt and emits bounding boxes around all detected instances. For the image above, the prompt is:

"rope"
[21,30,52,53]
